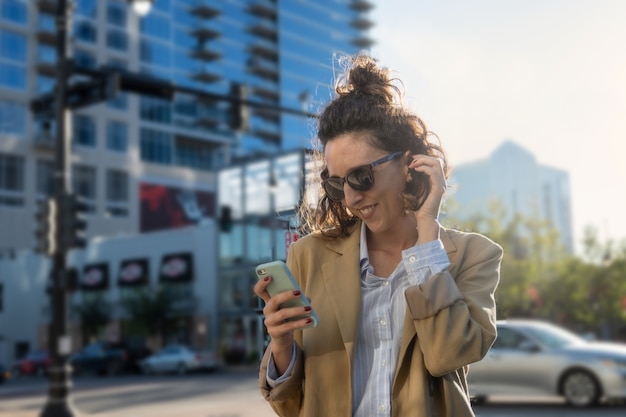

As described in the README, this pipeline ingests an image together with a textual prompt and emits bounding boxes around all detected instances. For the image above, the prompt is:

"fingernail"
[305,318,313,324]
[263,276,270,282]
[304,306,312,312]
[293,290,301,296]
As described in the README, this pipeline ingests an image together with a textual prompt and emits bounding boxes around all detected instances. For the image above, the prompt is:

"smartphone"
[255,260,319,328]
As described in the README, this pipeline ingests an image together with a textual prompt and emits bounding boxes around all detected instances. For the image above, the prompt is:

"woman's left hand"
[408,155,447,240]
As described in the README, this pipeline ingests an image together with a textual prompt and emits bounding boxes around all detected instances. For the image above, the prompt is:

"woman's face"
[324,133,407,233]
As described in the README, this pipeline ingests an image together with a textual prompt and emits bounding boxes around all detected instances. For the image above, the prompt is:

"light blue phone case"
[256,260,319,328]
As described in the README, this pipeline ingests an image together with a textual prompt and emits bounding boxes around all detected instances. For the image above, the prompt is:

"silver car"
[468,319,626,407]
[140,345,218,375]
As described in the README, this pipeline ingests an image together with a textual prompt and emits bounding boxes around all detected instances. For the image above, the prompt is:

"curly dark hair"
[302,54,450,238]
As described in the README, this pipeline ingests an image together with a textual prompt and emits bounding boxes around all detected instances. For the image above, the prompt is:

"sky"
[370,0,626,252]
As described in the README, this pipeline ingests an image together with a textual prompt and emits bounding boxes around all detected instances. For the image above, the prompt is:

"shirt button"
[382,280,389,286]
[378,404,386,412]
[409,255,417,263]
[381,359,387,367]
[379,319,387,326]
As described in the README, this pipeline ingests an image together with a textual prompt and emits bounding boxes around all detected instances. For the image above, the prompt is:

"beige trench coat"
[259,221,503,417]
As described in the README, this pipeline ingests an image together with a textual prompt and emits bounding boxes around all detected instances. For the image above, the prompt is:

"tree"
[121,286,181,344]
[74,295,111,345]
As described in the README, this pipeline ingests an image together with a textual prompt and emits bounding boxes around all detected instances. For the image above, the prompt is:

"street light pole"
[40,2,153,416]
[40,0,76,415]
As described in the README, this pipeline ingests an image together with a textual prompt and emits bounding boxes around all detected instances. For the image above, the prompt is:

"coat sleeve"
[404,232,503,377]
[257,241,307,416]
[258,343,305,416]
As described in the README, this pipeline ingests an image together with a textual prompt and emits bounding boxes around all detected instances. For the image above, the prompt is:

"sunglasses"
[322,152,403,201]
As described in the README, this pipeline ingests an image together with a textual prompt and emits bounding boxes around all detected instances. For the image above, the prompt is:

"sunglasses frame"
[323,151,403,201]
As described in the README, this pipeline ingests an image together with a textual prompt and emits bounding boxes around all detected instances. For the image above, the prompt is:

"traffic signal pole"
[40,0,77,415]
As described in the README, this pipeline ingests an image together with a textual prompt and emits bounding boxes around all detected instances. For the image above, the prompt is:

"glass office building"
[0,0,373,362]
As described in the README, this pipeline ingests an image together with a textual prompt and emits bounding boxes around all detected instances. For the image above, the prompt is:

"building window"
[107,1,127,27]
[0,153,24,207]
[175,137,213,171]
[37,75,55,94]
[74,49,97,69]
[76,0,98,18]
[106,121,128,152]
[140,96,171,123]
[73,114,96,147]
[74,20,97,43]
[72,165,96,213]
[140,38,171,68]
[0,29,27,91]
[106,169,129,217]
[36,159,54,197]
[140,128,172,164]
[140,13,171,41]
[37,44,56,66]
[0,101,26,137]
[1,0,27,25]
[106,29,128,51]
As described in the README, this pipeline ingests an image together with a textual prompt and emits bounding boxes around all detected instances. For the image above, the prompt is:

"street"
[1,367,625,417]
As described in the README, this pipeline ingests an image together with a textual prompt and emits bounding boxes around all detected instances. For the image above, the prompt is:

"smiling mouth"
[358,205,375,215]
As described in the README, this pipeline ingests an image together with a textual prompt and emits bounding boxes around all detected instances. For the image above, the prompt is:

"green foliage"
[74,295,111,344]
[121,285,181,340]
[443,200,626,340]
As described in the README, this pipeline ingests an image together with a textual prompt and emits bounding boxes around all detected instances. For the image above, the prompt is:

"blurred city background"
[0,0,625,416]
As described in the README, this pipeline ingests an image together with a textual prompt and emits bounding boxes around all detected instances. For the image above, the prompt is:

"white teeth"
[360,206,373,215]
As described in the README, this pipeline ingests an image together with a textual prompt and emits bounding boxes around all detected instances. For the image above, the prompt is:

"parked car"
[468,319,626,407]
[69,341,128,376]
[140,345,217,375]
[12,349,50,377]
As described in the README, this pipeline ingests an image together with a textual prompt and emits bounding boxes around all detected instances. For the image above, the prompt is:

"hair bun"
[336,54,399,105]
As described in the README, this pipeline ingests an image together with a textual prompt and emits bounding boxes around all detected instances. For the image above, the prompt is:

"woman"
[253,54,503,417]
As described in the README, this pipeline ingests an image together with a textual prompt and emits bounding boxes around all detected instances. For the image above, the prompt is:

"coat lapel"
[321,224,362,365]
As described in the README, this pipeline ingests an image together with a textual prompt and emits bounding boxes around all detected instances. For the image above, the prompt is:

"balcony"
[246,1,277,20]
[190,2,221,19]
[36,62,56,77]
[247,58,279,82]
[252,125,281,144]
[247,21,278,42]
[251,83,279,102]
[349,0,374,12]
[192,69,222,84]
[253,106,280,123]
[248,38,278,61]
[36,0,57,14]
[351,35,375,49]
[350,17,374,30]
[191,21,221,40]
[191,46,222,61]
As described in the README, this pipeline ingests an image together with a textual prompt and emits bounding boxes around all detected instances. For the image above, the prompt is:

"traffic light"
[34,198,57,255]
[229,82,249,132]
[220,205,233,232]
[59,193,88,250]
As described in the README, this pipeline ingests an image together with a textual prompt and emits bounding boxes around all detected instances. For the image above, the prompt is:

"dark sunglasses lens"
[347,167,374,191]
[323,179,344,201]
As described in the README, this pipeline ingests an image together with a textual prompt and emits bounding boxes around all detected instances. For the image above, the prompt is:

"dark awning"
[81,263,109,291]
[159,252,193,282]
[118,258,149,287]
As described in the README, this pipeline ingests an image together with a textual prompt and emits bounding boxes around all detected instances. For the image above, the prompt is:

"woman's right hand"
[253,276,313,370]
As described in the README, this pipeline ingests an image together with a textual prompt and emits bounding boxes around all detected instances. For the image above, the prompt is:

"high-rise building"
[447,140,574,253]
[0,0,374,364]
[0,0,374,252]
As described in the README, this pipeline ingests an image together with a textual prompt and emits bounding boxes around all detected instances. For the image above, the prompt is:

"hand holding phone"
[256,261,319,328]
